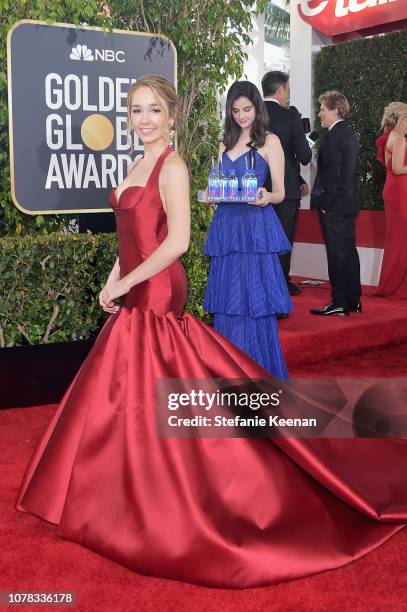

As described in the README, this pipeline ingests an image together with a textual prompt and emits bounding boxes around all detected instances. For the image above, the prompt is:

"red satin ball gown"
[375,130,407,297]
[17,147,407,588]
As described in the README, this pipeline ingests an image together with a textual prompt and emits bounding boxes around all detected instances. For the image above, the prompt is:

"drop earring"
[127,128,135,153]
[169,128,175,147]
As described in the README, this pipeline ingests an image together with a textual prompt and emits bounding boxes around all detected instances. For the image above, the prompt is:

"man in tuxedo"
[310,91,361,316]
[261,71,312,298]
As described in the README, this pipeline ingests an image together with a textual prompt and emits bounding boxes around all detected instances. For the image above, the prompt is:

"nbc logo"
[69,44,125,63]
[70,45,94,61]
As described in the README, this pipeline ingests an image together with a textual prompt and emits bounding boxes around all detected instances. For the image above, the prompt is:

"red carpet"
[290,338,407,377]
[2,291,407,611]
[280,282,407,369]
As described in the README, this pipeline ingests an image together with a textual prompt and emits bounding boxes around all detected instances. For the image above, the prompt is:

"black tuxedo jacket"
[264,100,312,200]
[311,121,360,215]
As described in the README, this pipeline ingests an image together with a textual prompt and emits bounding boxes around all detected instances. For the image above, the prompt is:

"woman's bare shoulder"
[264,132,281,148]
[389,128,407,144]
[161,151,189,181]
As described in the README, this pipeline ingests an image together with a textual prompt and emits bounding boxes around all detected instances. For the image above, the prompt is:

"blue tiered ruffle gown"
[204,149,292,379]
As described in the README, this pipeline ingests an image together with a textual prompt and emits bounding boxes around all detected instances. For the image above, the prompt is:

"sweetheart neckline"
[111,185,167,215]
[113,185,145,205]
[113,146,173,204]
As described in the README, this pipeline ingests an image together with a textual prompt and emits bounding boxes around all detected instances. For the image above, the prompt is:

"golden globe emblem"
[81,114,114,151]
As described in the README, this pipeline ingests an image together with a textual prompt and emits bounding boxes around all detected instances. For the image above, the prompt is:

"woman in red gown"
[17,76,407,588]
[375,102,407,298]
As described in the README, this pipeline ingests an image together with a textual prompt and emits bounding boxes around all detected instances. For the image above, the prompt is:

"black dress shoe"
[349,301,362,313]
[310,303,349,316]
[287,281,302,296]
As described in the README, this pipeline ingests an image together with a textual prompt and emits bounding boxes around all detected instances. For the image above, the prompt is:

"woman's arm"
[391,118,407,175]
[100,154,190,308]
[106,257,120,283]
[248,134,285,207]
[99,259,121,313]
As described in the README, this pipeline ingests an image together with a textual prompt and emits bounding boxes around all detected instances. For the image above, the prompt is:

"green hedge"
[313,30,407,210]
[0,232,209,347]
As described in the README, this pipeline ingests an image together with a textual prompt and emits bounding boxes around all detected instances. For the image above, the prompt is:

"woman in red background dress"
[375,102,407,298]
[16,77,407,588]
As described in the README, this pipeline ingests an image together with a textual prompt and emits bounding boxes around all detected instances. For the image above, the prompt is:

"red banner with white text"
[297,0,406,36]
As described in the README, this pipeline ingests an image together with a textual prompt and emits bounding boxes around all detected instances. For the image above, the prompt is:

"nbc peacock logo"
[69,44,94,62]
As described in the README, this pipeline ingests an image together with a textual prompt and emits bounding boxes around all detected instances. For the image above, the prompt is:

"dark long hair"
[223,81,269,151]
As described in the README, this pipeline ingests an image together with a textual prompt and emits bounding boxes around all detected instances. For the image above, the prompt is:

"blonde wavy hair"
[381,102,407,129]
[126,75,182,150]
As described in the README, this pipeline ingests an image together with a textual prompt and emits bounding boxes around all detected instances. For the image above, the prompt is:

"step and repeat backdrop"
[8,21,176,214]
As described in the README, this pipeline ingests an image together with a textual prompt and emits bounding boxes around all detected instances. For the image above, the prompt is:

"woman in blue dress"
[204,81,292,379]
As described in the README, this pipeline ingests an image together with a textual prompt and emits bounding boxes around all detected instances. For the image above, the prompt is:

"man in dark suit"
[310,90,361,316]
[261,71,312,298]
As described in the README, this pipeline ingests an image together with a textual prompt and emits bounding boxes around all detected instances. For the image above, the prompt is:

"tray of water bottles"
[198,159,258,203]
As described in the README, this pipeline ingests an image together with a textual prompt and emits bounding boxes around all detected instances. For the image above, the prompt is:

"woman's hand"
[247,187,271,207]
[99,278,129,314]
[99,287,119,314]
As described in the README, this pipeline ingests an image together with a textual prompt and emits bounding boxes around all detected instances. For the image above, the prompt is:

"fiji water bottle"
[216,159,227,200]
[218,169,228,200]
[248,169,258,200]
[242,157,252,201]
[207,163,219,201]
[228,170,239,200]
[242,171,251,199]
[242,158,251,199]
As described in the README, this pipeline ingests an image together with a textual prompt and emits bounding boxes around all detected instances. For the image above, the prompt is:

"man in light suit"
[262,71,312,299]
[310,90,361,316]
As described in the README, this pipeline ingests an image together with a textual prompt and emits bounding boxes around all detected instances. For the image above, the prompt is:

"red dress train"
[375,130,407,298]
[17,147,407,588]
